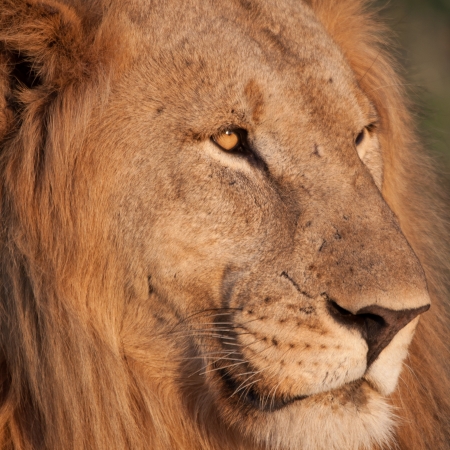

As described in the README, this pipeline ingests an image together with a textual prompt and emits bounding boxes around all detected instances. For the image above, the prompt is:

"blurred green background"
[376,0,450,162]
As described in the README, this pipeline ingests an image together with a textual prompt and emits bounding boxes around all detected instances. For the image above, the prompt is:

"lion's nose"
[327,300,430,366]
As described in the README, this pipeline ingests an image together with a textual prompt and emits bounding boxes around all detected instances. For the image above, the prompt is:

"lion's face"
[85,1,429,448]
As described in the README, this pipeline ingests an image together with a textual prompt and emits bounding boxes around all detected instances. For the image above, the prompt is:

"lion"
[0,0,449,449]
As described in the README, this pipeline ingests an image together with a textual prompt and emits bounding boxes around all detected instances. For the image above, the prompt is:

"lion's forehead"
[119,0,367,138]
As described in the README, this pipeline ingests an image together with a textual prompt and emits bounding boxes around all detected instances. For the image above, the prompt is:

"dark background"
[377,0,450,162]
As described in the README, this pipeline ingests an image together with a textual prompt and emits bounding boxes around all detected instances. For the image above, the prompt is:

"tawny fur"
[0,0,448,449]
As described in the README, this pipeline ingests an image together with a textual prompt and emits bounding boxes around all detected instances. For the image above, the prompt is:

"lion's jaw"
[147,303,420,450]
[182,284,424,450]
[208,324,420,450]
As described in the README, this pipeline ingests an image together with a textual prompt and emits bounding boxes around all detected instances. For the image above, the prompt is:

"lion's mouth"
[216,364,370,414]
[218,367,308,412]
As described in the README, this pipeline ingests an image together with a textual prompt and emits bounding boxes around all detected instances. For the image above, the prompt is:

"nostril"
[356,303,429,365]
[327,298,430,366]
[356,312,386,345]
[328,301,386,340]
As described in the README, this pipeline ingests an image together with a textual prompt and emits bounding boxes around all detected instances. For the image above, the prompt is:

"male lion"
[0,0,449,449]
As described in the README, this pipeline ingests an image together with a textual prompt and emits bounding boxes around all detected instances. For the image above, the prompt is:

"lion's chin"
[215,379,394,450]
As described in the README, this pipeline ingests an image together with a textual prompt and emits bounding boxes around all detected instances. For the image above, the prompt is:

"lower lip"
[218,367,308,412]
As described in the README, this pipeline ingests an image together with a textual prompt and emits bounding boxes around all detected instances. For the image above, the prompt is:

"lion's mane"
[0,0,449,449]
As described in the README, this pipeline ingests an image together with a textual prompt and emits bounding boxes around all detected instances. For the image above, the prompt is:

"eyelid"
[366,121,378,133]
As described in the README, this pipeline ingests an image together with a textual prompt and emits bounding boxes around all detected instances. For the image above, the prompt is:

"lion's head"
[0,0,449,449]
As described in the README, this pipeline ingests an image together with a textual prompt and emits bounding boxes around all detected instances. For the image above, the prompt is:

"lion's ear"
[0,0,99,138]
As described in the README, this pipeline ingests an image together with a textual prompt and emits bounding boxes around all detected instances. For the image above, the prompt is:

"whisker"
[166,328,251,338]
[231,378,262,398]
[366,83,414,94]
[162,332,238,341]
[358,51,381,84]
[205,355,241,369]
[166,328,254,336]
[269,380,283,410]
[216,342,242,348]
[199,360,247,376]
[176,355,240,363]
[168,307,243,331]
[191,322,238,326]
[237,367,268,387]
[177,350,235,357]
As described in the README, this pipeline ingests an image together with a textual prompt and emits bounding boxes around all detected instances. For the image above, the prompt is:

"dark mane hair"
[0,2,144,448]
[0,0,448,448]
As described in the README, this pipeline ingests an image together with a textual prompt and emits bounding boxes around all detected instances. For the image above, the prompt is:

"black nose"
[327,300,430,366]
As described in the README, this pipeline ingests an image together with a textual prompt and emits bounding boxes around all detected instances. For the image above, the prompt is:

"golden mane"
[0,0,449,449]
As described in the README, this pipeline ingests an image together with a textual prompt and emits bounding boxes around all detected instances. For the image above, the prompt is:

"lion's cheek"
[364,317,419,395]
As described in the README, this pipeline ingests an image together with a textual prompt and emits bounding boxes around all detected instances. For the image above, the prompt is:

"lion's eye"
[355,129,365,146]
[210,128,267,171]
[212,130,241,151]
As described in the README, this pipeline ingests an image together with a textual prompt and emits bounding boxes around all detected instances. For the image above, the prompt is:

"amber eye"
[355,128,365,146]
[212,130,241,151]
